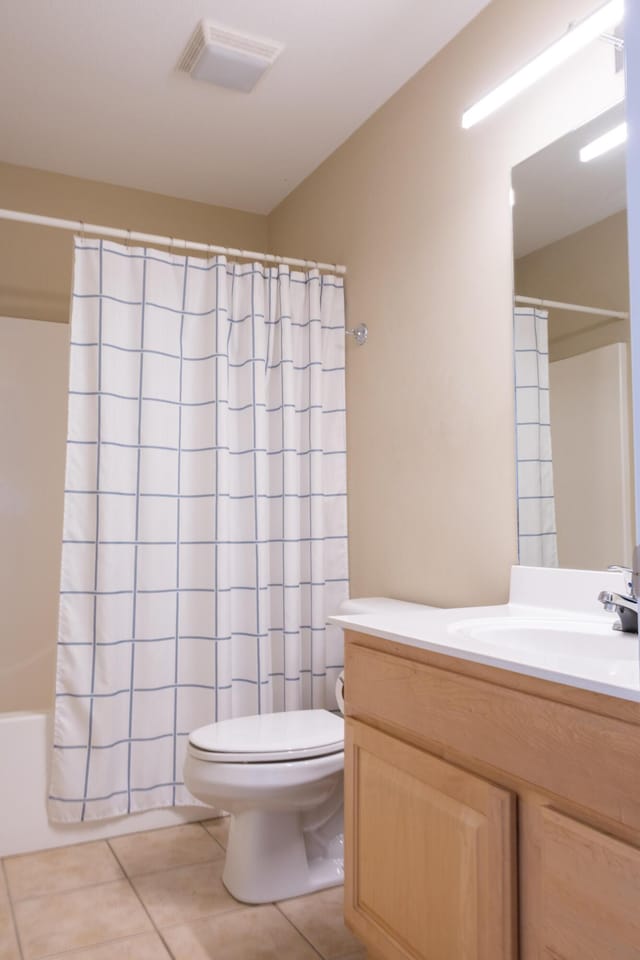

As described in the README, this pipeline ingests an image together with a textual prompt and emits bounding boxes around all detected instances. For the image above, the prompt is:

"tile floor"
[0,820,366,960]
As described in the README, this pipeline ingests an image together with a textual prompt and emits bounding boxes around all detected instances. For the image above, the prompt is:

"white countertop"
[329,567,640,703]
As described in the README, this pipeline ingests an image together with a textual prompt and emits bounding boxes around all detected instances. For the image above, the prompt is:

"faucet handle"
[607,565,635,597]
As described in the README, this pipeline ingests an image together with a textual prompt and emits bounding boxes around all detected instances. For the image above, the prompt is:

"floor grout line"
[37,930,169,960]
[199,819,229,848]
[4,874,132,907]
[273,901,326,959]
[106,838,178,960]
[1,859,25,960]
[104,853,225,883]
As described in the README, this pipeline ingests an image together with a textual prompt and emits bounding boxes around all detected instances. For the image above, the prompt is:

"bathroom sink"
[447,616,638,666]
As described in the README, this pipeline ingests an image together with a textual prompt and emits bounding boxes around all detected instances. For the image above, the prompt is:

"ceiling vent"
[177,21,283,93]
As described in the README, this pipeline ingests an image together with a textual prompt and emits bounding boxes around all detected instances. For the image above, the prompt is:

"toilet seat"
[188,708,344,763]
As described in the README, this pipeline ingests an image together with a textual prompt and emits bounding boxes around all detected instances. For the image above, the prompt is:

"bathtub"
[0,711,207,858]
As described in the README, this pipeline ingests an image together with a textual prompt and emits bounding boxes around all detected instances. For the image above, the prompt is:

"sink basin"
[447,617,639,674]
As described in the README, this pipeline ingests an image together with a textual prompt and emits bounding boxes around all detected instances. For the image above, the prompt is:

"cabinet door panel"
[345,719,517,960]
[538,807,640,960]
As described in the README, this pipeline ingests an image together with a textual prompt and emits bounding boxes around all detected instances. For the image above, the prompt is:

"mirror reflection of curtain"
[514,307,558,567]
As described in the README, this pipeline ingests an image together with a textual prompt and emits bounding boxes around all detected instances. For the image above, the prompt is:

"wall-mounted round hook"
[347,323,368,346]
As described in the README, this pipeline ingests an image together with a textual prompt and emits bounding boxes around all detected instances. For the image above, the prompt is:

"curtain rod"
[515,295,628,321]
[0,208,347,275]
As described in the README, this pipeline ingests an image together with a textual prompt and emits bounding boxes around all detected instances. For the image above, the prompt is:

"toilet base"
[222,805,344,904]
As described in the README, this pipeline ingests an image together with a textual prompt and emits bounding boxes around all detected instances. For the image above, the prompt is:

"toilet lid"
[188,709,344,763]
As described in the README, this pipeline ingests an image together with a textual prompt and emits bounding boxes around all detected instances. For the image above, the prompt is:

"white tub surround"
[330,567,640,703]
[0,712,209,858]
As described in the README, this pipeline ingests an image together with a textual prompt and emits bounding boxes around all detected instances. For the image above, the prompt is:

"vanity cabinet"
[347,720,517,960]
[343,632,640,960]
[532,807,640,959]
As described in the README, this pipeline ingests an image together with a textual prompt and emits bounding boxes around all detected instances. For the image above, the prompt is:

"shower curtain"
[513,306,558,567]
[49,238,349,822]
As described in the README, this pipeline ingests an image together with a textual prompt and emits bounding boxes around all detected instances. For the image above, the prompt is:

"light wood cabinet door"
[345,719,517,960]
[532,806,640,959]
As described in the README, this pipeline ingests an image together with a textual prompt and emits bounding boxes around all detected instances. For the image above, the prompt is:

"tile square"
[131,859,240,928]
[4,840,123,901]
[47,932,172,959]
[13,879,152,960]
[162,903,320,960]
[109,824,223,877]
[278,885,363,959]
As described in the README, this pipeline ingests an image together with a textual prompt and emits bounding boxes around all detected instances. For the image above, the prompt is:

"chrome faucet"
[598,558,639,634]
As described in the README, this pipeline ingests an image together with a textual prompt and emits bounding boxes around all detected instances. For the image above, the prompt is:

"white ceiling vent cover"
[177,21,283,93]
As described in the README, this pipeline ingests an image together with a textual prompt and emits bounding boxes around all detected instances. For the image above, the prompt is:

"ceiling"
[0,0,489,214]
[513,99,627,260]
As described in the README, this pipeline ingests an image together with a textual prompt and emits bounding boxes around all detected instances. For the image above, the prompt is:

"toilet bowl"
[184,707,345,904]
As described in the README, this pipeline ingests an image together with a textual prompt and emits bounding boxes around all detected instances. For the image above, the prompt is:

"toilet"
[184,705,345,904]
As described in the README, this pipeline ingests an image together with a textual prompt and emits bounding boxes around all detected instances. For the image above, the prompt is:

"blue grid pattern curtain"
[49,238,349,822]
[514,306,558,567]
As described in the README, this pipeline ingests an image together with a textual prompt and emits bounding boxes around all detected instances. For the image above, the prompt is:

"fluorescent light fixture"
[462,0,624,129]
[579,121,628,160]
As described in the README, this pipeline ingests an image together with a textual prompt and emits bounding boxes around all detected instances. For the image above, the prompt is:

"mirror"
[512,101,633,571]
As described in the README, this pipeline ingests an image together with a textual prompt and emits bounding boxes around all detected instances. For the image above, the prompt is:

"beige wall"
[0,316,68,711]
[0,162,268,325]
[268,0,624,606]
[515,211,630,362]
